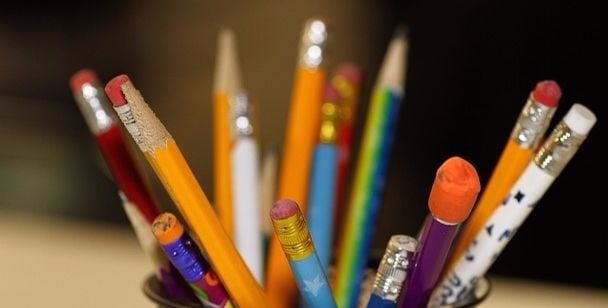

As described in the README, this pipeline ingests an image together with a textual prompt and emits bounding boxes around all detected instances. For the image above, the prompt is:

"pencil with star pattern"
[270,199,337,308]
[433,104,596,306]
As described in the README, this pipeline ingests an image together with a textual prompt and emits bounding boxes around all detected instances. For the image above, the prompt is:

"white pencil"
[230,92,264,283]
[432,104,597,306]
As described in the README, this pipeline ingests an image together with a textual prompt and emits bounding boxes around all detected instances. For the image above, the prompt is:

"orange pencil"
[213,28,242,237]
[105,75,268,307]
[266,19,328,308]
[446,81,561,270]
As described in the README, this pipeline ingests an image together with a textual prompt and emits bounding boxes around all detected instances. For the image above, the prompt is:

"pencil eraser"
[152,213,185,245]
[70,69,100,92]
[563,103,596,135]
[531,80,561,107]
[334,64,363,86]
[428,157,481,224]
[105,74,131,107]
[270,199,300,220]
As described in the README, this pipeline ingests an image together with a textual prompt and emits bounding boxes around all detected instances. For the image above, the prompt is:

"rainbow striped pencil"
[335,29,409,308]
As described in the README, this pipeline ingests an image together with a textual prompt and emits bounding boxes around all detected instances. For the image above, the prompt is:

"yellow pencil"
[447,81,561,271]
[105,75,268,307]
[213,28,242,237]
[266,19,328,308]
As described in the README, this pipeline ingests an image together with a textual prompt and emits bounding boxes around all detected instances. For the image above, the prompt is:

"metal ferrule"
[510,96,556,148]
[298,19,328,69]
[271,213,314,261]
[74,83,115,134]
[372,235,417,301]
[230,91,254,138]
[319,99,340,143]
[534,121,587,177]
[332,75,355,123]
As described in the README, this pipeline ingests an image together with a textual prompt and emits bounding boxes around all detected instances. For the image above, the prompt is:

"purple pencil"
[397,157,481,308]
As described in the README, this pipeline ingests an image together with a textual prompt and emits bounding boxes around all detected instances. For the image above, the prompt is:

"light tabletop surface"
[1,210,607,307]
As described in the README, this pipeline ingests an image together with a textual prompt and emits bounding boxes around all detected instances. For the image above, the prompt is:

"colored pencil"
[434,104,596,306]
[152,212,233,307]
[335,29,409,308]
[230,92,264,283]
[70,69,160,223]
[105,75,269,307]
[266,18,329,308]
[307,85,342,271]
[270,199,337,308]
[332,64,363,235]
[397,157,480,308]
[367,235,417,308]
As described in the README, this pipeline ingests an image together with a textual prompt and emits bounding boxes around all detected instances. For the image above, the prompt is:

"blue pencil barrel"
[307,144,339,271]
[289,254,337,308]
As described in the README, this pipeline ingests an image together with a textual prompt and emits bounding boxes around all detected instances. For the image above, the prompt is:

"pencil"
[70,69,160,223]
[270,199,337,308]
[397,157,481,308]
[331,64,363,236]
[152,213,233,307]
[335,29,409,308]
[119,192,193,301]
[105,75,268,307]
[446,81,561,271]
[71,70,193,300]
[230,92,264,283]
[367,235,417,308]
[266,18,328,308]
[213,28,242,237]
[434,104,596,306]
[307,85,342,272]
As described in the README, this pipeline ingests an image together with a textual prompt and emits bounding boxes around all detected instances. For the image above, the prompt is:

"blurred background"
[1,0,606,306]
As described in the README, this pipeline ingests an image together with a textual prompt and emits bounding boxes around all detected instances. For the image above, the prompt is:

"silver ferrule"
[372,235,417,301]
[231,91,254,138]
[534,121,587,177]
[510,96,556,148]
[298,19,328,69]
[73,83,115,134]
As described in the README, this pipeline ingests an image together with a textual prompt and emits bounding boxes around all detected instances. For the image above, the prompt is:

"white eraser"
[564,103,596,135]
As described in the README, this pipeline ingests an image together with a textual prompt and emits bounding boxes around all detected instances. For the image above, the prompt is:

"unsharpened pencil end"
[532,80,561,107]
[564,103,596,135]
[70,69,100,92]
[105,74,130,107]
[152,212,185,245]
[429,157,481,224]
[270,199,300,220]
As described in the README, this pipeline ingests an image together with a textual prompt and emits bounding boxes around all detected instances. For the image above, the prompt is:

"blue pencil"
[270,199,337,308]
[307,84,342,271]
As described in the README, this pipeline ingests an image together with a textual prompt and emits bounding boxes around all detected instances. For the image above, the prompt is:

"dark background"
[1,0,606,289]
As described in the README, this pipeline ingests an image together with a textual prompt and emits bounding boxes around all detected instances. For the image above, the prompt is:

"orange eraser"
[428,156,481,224]
[152,212,185,245]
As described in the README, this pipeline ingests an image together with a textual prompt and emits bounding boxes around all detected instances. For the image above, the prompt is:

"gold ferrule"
[298,19,328,69]
[230,92,254,138]
[510,96,556,148]
[319,100,340,143]
[332,75,356,122]
[372,235,417,300]
[271,213,314,260]
[534,121,586,177]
